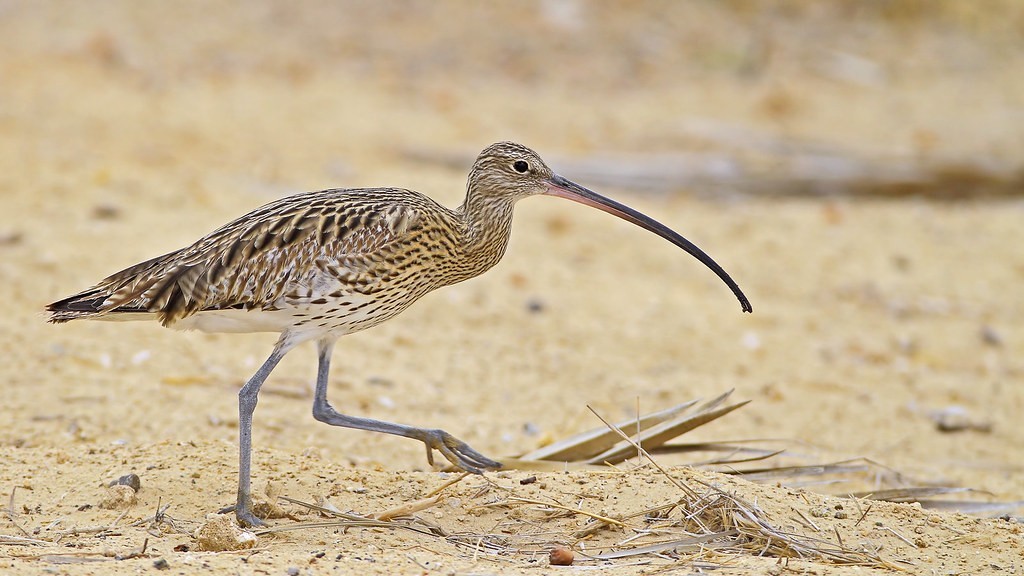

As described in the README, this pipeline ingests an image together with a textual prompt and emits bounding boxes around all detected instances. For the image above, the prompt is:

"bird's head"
[468,141,752,313]
[468,141,556,202]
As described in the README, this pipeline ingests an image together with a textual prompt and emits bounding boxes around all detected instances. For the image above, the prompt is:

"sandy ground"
[2,2,1024,574]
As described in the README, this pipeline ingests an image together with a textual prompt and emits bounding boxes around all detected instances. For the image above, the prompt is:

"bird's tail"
[45,251,179,324]
[46,289,118,323]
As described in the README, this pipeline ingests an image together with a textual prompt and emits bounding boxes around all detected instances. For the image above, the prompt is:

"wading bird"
[48,142,751,526]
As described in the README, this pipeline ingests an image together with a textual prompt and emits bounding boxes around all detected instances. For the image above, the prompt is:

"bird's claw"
[418,428,501,473]
[236,508,267,528]
[219,499,267,528]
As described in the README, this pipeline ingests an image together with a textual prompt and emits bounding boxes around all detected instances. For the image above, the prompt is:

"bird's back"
[47,187,471,336]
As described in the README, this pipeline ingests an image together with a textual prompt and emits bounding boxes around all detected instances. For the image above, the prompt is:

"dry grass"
[241,391,1020,569]
[248,392,908,569]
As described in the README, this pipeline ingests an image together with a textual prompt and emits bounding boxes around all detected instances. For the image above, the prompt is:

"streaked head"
[470,141,752,313]
[467,141,556,201]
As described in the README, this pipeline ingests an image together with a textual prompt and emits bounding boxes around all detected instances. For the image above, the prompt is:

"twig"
[51,508,132,542]
[586,405,697,499]
[506,496,627,528]
[5,486,30,537]
[855,503,874,527]
[0,534,50,546]
[375,496,442,521]
[586,532,736,560]
[425,472,470,498]
[792,507,821,532]
[882,526,917,548]
[114,537,148,560]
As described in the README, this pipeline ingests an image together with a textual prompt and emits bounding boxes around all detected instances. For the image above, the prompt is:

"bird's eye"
[512,160,529,173]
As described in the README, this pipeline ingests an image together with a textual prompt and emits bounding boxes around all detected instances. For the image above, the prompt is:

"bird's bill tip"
[543,174,753,315]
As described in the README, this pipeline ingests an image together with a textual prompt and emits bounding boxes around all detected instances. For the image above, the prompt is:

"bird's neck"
[454,189,516,281]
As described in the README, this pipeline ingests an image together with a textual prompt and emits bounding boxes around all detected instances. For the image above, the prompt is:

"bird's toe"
[421,429,501,473]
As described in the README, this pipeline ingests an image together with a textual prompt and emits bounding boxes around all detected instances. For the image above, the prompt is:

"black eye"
[512,160,529,173]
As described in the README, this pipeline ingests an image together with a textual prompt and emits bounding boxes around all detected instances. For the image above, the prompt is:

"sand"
[1,2,1023,574]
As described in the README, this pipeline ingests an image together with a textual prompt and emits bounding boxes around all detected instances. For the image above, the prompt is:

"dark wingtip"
[46,294,106,314]
[45,290,110,323]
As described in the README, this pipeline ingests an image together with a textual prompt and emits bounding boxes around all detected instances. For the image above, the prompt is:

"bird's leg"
[312,338,501,473]
[228,336,292,527]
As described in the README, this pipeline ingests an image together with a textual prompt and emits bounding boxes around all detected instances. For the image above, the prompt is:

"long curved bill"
[545,174,752,313]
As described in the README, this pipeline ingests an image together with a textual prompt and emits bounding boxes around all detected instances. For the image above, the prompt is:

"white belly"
[168,290,404,338]
[171,308,302,334]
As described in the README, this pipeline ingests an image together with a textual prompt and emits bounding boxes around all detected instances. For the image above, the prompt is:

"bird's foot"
[415,428,502,474]
[218,500,267,528]
[236,507,267,528]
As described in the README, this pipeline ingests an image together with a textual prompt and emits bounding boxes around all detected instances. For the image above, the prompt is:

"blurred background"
[1,0,1023,508]
[5,1,1023,197]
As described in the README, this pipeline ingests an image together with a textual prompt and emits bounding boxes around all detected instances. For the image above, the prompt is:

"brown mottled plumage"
[48,142,751,527]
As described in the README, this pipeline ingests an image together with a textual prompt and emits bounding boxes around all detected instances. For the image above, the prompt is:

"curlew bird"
[48,142,751,526]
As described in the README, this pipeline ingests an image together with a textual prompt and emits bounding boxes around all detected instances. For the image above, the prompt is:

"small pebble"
[110,473,142,492]
[100,484,137,510]
[286,567,299,576]
[520,476,538,485]
[549,546,574,566]
[932,406,992,434]
[91,203,122,220]
[194,513,258,551]
[980,325,1002,347]
[153,558,169,570]
[0,230,22,245]
[741,331,761,350]
[131,350,152,365]
[809,506,830,518]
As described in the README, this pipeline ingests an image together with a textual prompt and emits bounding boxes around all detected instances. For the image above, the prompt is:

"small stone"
[741,331,761,350]
[809,506,830,518]
[0,230,22,245]
[980,325,1002,347]
[193,513,258,552]
[153,558,170,570]
[91,203,122,220]
[109,473,142,492]
[932,406,992,433]
[286,567,300,576]
[100,484,138,510]
[549,546,574,566]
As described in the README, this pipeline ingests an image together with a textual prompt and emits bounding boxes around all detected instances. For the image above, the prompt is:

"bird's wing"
[51,190,429,326]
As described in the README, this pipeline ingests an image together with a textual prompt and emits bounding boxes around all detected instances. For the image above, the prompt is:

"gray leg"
[232,336,292,527]
[311,338,501,473]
